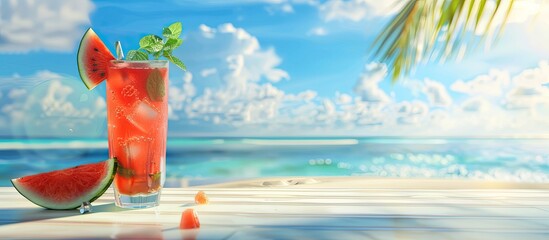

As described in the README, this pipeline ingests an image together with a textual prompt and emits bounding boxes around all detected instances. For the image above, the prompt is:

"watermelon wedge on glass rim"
[77,28,115,90]
[10,158,117,210]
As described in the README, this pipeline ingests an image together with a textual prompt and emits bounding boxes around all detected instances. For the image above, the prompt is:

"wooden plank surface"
[1,178,549,239]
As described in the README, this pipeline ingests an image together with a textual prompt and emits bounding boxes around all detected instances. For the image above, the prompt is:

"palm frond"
[371,0,515,83]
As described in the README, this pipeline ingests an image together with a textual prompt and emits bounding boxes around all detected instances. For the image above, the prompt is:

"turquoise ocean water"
[2,137,549,186]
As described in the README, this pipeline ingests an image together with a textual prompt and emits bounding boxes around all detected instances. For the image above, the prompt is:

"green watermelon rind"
[77,28,113,90]
[10,158,118,210]
[77,28,95,90]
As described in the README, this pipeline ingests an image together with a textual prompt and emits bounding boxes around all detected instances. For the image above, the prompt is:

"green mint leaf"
[162,22,182,39]
[153,51,162,60]
[127,50,137,60]
[150,172,162,182]
[117,165,135,177]
[146,68,166,101]
[139,35,163,53]
[164,53,186,71]
[162,28,173,39]
[164,38,183,51]
[127,50,149,60]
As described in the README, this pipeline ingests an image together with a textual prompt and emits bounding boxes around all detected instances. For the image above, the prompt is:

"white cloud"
[290,0,319,5]
[318,0,402,22]
[448,61,549,134]
[198,24,215,39]
[0,71,105,137]
[316,99,337,123]
[266,3,295,14]
[182,23,289,89]
[504,85,549,110]
[295,90,317,102]
[447,61,549,111]
[511,61,549,86]
[8,89,27,99]
[200,68,218,77]
[0,0,94,52]
[281,3,295,12]
[450,69,511,96]
[307,27,327,36]
[239,48,290,83]
[423,78,452,107]
[353,63,390,102]
[396,101,429,125]
[185,83,291,126]
[461,97,492,112]
[169,72,196,114]
[500,62,549,110]
[335,92,352,105]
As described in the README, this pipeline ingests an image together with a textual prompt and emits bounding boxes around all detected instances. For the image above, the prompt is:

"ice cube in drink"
[126,100,160,133]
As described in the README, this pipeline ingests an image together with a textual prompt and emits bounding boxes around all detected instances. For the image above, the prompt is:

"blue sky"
[0,0,548,137]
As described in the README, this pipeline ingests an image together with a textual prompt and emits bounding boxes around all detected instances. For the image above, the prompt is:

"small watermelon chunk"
[11,158,117,210]
[77,28,115,90]
[180,209,200,229]
[194,191,209,205]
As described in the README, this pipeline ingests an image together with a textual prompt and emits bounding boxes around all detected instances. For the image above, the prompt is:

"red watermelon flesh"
[11,158,117,210]
[77,28,115,90]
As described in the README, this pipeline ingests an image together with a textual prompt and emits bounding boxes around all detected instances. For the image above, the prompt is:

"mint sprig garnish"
[127,22,186,71]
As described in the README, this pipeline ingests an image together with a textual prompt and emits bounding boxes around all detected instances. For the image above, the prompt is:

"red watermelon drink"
[77,22,186,209]
[107,60,168,208]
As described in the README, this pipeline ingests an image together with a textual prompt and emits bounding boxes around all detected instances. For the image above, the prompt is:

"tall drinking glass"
[106,60,168,208]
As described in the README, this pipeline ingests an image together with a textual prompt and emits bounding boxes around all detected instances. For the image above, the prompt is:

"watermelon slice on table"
[11,158,117,210]
[77,28,115,90]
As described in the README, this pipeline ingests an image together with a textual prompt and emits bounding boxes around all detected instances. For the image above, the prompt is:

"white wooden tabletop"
[1,177,549,239]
